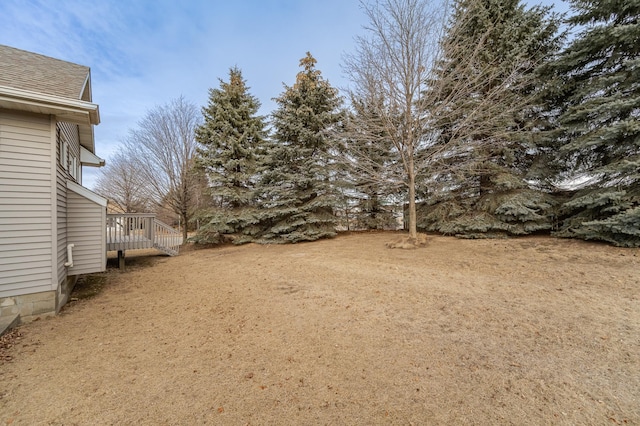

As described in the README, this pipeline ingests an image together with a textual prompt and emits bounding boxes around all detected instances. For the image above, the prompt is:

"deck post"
[118,250,125,270]
[149,216,155,247]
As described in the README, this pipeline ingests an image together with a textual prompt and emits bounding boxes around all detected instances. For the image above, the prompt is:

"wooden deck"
[106,213,182,256]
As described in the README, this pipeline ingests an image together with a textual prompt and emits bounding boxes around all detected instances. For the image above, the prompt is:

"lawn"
[1,232,638,424]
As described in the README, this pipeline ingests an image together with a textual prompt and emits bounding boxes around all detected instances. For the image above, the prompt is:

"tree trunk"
[181,211,188,243]
[479,173,490,197]
[407,160,418,239]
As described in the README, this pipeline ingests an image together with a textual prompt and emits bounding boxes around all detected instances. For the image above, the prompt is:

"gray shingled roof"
[0,44,90,101]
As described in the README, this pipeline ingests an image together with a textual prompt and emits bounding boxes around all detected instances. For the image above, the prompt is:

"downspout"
[64,243,75,267]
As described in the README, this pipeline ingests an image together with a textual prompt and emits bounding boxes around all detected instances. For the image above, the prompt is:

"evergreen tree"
[419,0,563,237]
[342,0,447,243]
[194,67,267,243]
[341,95,399,230]
[254,53,343,243]
[552,0,640,247]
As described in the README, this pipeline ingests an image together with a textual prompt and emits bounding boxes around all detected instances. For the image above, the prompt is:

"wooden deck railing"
[106,213,182,256]
[152,218,182,256]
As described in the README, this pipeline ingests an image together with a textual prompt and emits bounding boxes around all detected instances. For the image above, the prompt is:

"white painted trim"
[67,180,108,207]
[70,155,78,180]
[0,85,99,152]
[50,116,58,291]
[80,72,92,101]
[61,139,69,171]
[0,85,99,124]
[80,146,105,166]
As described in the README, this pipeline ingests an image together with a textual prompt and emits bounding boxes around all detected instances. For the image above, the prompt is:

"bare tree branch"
[94,151,152,213]
[339,0,550,239]
[341,0,449,239]
[123,96,201,241]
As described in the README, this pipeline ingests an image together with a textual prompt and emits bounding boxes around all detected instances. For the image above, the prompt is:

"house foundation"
[0,275,79,330]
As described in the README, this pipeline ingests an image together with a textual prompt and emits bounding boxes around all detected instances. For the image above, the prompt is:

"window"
[61,141,68,171]
[57,128,69,171]
[70,155,78,180]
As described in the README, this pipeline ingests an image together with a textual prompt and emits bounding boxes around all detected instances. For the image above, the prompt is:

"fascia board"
[80,146,105,167]
[0,85,100,125]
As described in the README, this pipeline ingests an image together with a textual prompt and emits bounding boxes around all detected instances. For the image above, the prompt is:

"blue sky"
[0,0,569,189]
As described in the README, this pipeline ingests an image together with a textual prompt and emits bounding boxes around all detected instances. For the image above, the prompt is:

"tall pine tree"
[342,0,447,242]
[254,53,343,243]
[553,0,640,247]
[419,0,563,237]
[341,95,400,230]
[194,67,267,243]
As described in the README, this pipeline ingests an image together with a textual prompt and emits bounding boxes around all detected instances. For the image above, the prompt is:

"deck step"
[153,244,179,257]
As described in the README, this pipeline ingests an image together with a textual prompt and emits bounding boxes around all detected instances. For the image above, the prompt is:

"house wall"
[0,112,98,323]
[0,110,55,300]
[67,189,106,276]
[59,119,106,279]
[55,122,82,307]
[56,124,69,293]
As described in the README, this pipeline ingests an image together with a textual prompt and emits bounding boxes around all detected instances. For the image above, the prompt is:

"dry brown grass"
[1,232,638,424]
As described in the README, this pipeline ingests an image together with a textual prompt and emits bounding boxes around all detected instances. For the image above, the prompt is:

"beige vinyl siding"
[67,188,106,275]
[0,110,54,298]
[56,152,67,286]
[55,122,79,286]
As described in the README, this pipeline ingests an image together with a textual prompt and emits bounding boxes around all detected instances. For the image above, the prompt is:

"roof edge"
[80,146,105,167]
[0,84,100,124]
[80,71,92,102]
[67,180,108,207]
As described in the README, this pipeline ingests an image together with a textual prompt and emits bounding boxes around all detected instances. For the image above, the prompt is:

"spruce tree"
[194,67,267,244]
[254,53,343,243]
[553,0,640,247]
[342,0,447,242]
[341,95,399,230]
[419,0,563,237]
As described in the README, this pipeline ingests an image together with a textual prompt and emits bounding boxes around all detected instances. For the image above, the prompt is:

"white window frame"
[70,155,78,180]
[60,139,69,171]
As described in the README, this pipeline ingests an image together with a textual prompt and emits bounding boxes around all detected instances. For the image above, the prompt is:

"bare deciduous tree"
[342,0,447,240]
[341,0,551,242]
[124,96,201,242]
[94,151,152,213]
